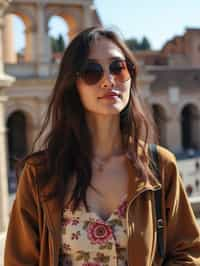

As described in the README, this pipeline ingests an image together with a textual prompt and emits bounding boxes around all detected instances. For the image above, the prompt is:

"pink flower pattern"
[87,220,113,244]
[116,200,128,218]
[82,263,100,266]
[72,217,80,225]
[61,217,71,226]
[60,197,128,265]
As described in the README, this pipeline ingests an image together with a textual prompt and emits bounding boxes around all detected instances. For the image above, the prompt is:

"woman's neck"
[86,113,124,159]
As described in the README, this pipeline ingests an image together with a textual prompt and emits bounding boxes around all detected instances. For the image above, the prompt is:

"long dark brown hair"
[23,27,156,210]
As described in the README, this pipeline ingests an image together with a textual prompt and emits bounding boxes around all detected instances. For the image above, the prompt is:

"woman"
[4,27,200,265]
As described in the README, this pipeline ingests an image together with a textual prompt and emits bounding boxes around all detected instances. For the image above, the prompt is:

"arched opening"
[181,104,200,150]
[48,15,69,63]
[7,111,28,193]
[3,14,26,63]
[152,104,167,147]
[4,9,36,63]
[13,15,26,62]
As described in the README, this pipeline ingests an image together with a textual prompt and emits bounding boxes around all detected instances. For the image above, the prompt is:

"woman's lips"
[98,92,121,99]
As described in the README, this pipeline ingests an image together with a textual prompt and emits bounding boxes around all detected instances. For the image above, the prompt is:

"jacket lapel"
[39,175,64,236]
[125,149,161,203]
[125,147,162,265]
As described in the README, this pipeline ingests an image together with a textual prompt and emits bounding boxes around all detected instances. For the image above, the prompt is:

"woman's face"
[76,37,131,116]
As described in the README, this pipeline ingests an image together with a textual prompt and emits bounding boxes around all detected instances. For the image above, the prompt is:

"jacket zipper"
[126,187,160,266]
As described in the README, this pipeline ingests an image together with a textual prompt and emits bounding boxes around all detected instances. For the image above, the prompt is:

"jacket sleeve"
[159,147,200,265]
[4,162,40,265]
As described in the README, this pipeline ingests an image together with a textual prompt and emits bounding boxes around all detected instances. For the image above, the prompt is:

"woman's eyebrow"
[109,56,126,61]
[87,56,125,62]
[87,58,98,63]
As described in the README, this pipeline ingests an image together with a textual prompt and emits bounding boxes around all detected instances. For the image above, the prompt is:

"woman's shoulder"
[18,150,48,181]
[25,150,48,167]
[17,151,49,190]
[138,140,176,165]
[156,145,182,189]
[155,145,179,177]
[144,143,179,183]
[156,145,176,165]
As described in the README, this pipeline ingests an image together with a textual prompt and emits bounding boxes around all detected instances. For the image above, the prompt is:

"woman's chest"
[88,157,130,216]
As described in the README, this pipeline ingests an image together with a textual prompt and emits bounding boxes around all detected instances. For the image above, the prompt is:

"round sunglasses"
[77,59,131,85]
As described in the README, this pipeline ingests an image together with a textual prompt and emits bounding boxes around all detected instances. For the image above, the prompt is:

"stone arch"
[6,103,38,151]
[48,15,69,62]
[151,104,168,146]
[7,111,28,164]
[3,1,99,70]
[5,6,37,62]
[46,7,81,40]
[181,103,200,150]
[6,111,28,193]
[6,103,38,126]
[6,5,36,27]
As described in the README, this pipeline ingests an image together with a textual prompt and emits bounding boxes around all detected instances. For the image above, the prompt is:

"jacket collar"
[125,152,161,203]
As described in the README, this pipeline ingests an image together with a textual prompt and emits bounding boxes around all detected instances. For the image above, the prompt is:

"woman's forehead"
[88,37,125,61]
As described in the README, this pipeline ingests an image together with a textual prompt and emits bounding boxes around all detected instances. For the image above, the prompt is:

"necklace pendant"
[97,163,104,172]
[93,158,107,173]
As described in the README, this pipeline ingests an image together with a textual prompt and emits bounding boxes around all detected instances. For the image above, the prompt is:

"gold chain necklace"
[92,151,126,173]
[92,156,111,172]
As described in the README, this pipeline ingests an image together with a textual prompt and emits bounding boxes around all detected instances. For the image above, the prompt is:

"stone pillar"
[83,3,93,28]
[0,0,15,232]
[3,14,16,63]
[36,3,51,76]
[192,114,200,149]
[165,115,182,153]
[197,115,200,149]
[24,25,37,62]
[0,96,9,232]
[0,2,15,84]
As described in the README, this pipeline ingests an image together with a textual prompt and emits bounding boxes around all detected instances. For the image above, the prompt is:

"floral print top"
[60,195,128,266]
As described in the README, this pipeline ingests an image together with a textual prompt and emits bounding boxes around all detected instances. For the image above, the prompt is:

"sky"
[94,0,200,50]
[13,0,200,52]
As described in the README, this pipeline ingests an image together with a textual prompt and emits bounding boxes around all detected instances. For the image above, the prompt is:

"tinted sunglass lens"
[80,60,130,85]
[110,60,130,82]
[81,63,103,85]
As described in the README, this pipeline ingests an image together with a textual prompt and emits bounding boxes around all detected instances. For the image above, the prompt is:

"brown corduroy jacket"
[4,145,200,265]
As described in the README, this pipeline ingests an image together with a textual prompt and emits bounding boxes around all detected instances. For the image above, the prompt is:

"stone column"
[0,0,15,232]
[83,3,93,28]
[24,25,37,62]
[36,3,51,76]
[0,96,9,232]
[3,14,16,63]
[165,115,182,153]
[192,113,200,149]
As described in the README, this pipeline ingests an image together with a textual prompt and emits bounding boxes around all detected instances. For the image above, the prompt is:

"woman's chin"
[89,107,123,116]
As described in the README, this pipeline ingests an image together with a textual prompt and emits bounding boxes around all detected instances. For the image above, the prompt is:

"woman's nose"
[100,71,115,88]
